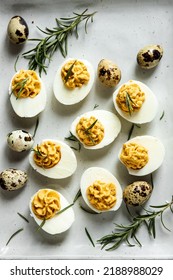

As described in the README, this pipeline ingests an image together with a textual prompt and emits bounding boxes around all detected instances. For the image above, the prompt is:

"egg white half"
[9,71,47,118]
[29,188,75,235]
[70,110,121,149]
[118,135,165,176]
[53,58,95,105]
[29,139,77,179]
[113,80,158,124]
[80,167,123,213]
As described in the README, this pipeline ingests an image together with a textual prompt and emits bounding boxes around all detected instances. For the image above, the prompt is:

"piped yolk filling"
[32,189,61,220]
[120,142,149,169]
[11,69,41,99]
[87,180,116,211]
[76,116,104,146]
[33,140,61,169]
[116,82,145,114]
[61,60,90,89]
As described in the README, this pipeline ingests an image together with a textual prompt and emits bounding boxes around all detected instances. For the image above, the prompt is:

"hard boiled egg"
[113,80,158,124]
[29,139,77,179]
[80,167,123,213]
[118,135,165,176]
[29,188,75,235]
[53,58,94,105]
[9,70,47,118]
[70,110,121,149]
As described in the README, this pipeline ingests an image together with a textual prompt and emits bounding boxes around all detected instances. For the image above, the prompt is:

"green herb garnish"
[65,132,81,151]
[22,9,96,76]
[33,117,39,138]
[14,55,19,72]
[73,189,82,203]
[93,104,99,109]
[125,92,136,115]
[127,123,141,140]
[85,119,98,134]
[32,144,44,157]
[160,110,165,120]
[6,228,24,246]
[85,227,95,247]
[64,60,76,83]
[11,77,29,100]
[36,219,46,232]
[98,196,173,250]
[17,212,29,223]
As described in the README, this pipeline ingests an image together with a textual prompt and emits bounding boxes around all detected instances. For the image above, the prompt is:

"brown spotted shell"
[97,59,121,87]
[137,45,163,69]
[123,181,152,206]
[0,168,28,191]
[7,15,29,44]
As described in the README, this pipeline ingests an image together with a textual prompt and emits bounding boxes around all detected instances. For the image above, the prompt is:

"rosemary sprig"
[33,117,39,138]
[65,132,81,151]
[11,77,29,99]
[14,55,20,72]
[125,92,136,115]
[127,123,141,140]
[17,212,29,223]
[97,196,173,251]
[6,228,24,246]
[22,9,96,76]
[32,144,44,157]
[36,219,46,232]
[85,119,98,134]
[85,227,95,247]
[64,60,76,83]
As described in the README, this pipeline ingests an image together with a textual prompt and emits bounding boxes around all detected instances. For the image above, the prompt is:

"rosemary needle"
[64,60,76,83]
[85,227,95,247]
[17,212,29,223]
[6,228,24,246]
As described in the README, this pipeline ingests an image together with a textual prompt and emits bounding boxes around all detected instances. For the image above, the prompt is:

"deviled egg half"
[70,110,121,149]
[80,167,123,213]
[29,139,77,179]
[118,135,165,176]
[9,69,46,117]
[29,188,75,235]
[53,58,94,105]
[113,80,158,124]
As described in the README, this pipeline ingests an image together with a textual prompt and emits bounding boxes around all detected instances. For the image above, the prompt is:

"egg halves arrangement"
[53,58,94,105]
[29,188,75,235]
[9,69,46,118]
[29,139,77,179]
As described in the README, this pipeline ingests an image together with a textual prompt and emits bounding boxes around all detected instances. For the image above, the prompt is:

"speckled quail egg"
[97,59,121,87]
[7,129,34,152]
[123,181,153,206]
[7,15,29,44]
[0,168,28,191]
[137,45,163,69]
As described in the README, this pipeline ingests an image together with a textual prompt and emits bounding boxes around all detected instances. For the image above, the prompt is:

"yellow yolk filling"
[120,142,149,169]
[33,140,61,169]
[87,180,117,211]
[32,189,61,220]
[11,69,41,98]
[76,116,104,146]
[116,82,145,113]
[61,60,90,89]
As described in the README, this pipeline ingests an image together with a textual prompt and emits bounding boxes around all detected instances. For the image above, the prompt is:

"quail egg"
[0,168,28,191]
[29,188,75,235]
[137,45,163,69]
[97,59,121,87]
[118,135,165,176]
[123,181,153,206]
[9,69,47,118]
[113,80,158,124]
[70,109,121,150]
[7,15,29,44]
[80,167,123,213]
[7,129,34,152]
[53,58,94,105]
